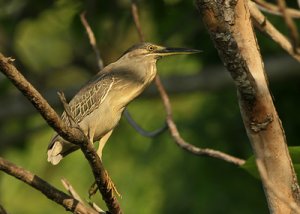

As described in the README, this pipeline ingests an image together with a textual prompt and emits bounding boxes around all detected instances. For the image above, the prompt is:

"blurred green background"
[0,0,300,213]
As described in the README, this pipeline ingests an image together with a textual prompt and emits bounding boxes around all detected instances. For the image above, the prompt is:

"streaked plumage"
[47,42,200,165]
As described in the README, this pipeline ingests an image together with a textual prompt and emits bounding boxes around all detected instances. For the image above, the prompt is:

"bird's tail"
[47,135,78,165]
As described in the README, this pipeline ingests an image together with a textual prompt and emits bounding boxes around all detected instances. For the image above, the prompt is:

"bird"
[47,42,200,165]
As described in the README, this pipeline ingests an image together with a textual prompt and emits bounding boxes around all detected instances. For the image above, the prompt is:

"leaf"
[240,155,260,179]
[241,146,300,180]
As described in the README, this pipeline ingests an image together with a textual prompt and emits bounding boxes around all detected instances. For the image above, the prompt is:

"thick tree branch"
[0,156,98,214]
[0,53,122,214]
[196,0,300,212]
[256,159,300,214]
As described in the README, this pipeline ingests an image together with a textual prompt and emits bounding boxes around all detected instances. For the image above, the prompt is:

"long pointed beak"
[154,47,201,56]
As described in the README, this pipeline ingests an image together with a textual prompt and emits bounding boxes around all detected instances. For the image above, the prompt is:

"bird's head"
[121,42,201,60]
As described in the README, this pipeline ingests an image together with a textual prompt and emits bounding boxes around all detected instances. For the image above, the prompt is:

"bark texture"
[196,0,300,212]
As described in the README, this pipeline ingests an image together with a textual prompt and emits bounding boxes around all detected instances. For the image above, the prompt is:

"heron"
[47,42,200,165]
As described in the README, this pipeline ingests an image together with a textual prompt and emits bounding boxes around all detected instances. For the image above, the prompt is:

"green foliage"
[240,155,260,179]
[14,1,80,72]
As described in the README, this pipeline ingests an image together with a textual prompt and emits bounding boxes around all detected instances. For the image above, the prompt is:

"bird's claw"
[88,171,122,198]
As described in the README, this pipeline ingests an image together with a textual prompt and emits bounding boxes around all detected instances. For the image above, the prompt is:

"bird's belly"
[77,84,145,142]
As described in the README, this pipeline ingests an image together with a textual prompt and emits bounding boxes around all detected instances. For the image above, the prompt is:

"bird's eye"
[147,45,155,51]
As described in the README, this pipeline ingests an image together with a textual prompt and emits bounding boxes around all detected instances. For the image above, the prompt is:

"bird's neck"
[142,60,157,85]
[115,57,157,85]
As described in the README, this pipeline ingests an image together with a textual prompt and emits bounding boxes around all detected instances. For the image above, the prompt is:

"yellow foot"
[88,171,122,198]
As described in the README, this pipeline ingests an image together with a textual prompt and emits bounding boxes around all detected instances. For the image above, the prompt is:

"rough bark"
[196,0,300,213]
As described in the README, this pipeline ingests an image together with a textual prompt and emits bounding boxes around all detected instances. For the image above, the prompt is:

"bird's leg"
[96,130,113,159]
[88,130,121,198]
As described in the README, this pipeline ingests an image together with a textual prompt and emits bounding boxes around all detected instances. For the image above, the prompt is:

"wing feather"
[61,73,115,124]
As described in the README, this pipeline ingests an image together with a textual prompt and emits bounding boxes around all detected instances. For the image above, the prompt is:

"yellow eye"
[147,45,155,51]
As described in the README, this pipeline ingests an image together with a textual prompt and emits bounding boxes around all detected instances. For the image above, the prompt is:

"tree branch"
[249,1,300,62]
[0,156,98,214]
[256,159,300,214]
[276,0,300,53]
[0,54,84,145]
[61,178,106,214]
[154,76,245,166]
[123,109,167,137]
[80,12,103,70]
[61,178,84,204]
[57,92,121,213]
[253,0,300,18]
[196,0,300,212]
[0,53,122,214]
[131,0,145,43]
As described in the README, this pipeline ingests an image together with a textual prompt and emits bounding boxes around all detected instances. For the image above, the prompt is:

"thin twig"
[277,0,300,53]
[130,2,245,166]
[256,159,300,213]
[249,1,300,62]
[123,109,168,137]
[58,92,78,127]
[61,178,84,204]
[88,202,105,214]
[80,12,103,70]
[155,76,245,166]
[253,0,300,18]
[0,156,98,214]
[57,92,87,138]
[131,0,145,42]
[61,178,107,214]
